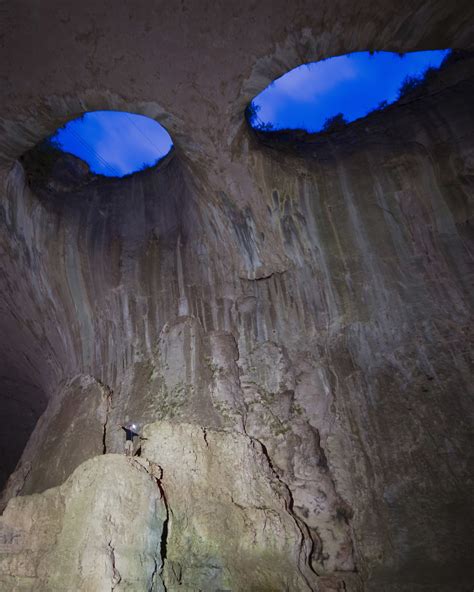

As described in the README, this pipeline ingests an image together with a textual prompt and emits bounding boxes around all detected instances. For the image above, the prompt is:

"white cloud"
[267,56,358,102]
[84,113,171,176]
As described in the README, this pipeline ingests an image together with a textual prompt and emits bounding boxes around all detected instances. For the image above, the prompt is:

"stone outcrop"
[1,375,110,505]
[0,454,167,591]
[0,3,473,591]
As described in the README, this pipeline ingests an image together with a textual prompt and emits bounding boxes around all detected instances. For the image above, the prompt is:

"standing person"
[120,422,140,456]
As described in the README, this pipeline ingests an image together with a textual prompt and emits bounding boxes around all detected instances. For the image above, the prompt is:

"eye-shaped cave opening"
[21,110,174,190]
[246,49,455,135]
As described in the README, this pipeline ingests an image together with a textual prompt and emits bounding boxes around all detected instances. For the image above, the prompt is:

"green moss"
[147,379,188,420]
[204,356,220,375]
[148,366,159,381]
[211,400,236,422]
[292,402,304,416]
[259,390,274,404]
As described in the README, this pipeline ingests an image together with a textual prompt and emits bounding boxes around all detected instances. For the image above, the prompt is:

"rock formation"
[0,455,167,591]
[0,2,473,591]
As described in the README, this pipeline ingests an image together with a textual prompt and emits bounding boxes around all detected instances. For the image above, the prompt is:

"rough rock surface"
[143,421,318,592]
[0,454,167,591]
[1,375,110,505]
[0,3,473,592]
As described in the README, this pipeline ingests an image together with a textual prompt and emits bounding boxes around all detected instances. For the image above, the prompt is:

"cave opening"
[246,49,452,133]
[35,110,174,179]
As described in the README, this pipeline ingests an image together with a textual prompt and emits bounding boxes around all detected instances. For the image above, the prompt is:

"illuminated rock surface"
[0,2,473,591]
[0,455,167,591]
[142,421,317,592]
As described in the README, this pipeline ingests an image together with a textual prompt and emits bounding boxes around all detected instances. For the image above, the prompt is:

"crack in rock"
[107,539,121,590]
[97,380,113,455]
[129,457,169,591]
[251,436,318,588]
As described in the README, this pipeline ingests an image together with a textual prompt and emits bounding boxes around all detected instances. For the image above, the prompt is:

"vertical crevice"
[157,480,169,566]
[251,436,318,590]
[99,381,113,455]
[130,458,170,592]
[153,468,170,591]
[107,539,122,590]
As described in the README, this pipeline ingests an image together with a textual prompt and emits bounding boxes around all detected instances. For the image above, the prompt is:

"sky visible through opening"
[250,50,451,132]
[50,111,173,177]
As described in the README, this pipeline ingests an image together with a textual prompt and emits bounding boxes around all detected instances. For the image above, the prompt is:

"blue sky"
[251,50,451,132]
[50,111,173,177]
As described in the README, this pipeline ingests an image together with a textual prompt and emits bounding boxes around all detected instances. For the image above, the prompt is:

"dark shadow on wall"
[0,373,47,491]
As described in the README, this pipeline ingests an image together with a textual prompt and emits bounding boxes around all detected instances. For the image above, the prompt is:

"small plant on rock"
[245,102,274,131]
[321,112,348,133]
[397,74,424,99]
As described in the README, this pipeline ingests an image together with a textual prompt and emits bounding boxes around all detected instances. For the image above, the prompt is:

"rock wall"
[0,3,473,591]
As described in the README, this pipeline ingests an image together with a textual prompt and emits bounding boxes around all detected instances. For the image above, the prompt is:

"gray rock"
[142,421,317,591]
[0,455,167,591]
